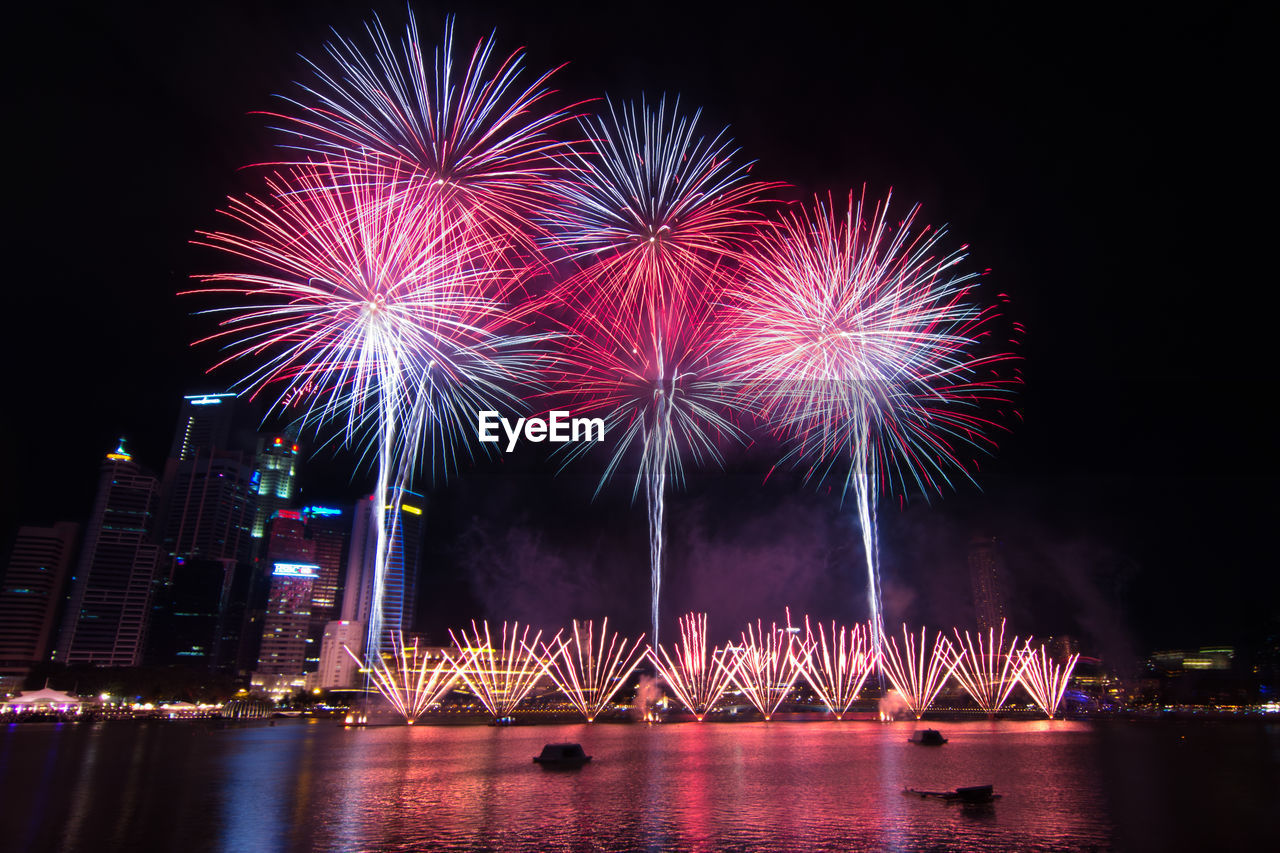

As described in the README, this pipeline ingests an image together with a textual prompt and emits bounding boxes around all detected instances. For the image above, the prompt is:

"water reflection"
[2,719,1277,851]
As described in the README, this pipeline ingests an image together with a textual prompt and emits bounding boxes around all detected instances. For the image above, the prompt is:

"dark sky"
[5,3,1272,658]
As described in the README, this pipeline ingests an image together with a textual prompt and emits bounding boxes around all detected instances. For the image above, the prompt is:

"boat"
[533,743,592,768]
[908,728,948,745]
[488,715,517,727]
[904,784,1001,803]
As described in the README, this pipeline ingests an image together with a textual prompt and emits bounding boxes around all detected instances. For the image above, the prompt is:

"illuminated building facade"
[239,510,313,673]
[253,562,319,693]
[302,506,349,671]
[342,490,426,656]
[167,392,237,462]
[312,619,365,689]
[250,436,300,540]
[55,441,161,667]
[0,522,79,690]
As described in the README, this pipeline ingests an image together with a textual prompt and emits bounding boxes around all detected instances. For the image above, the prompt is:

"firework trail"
[794,616,876,719]
[877,623,958,719]
[545,97,774,644]
[729,617,809,720]
[345,630,458,723]
[727,191,1017,658]
[950,620,1028,715]
[263,10,572,252]
[649,612,739,720]
[1016,644,1080,718]
[192,161,541,657]
[449,620,548,720]
[536,618,646,722]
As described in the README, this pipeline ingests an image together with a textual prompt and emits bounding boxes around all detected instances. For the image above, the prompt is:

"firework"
[449,620,547,720]
[193,162,542,656]
[877,624,957,719]
[650,612,739,721]
[1016,644,1080,718]
[794,617,876,719]
[346,631,458,723]
[727,191,1017,655]
[264,11,571,247]
[544,95,774,316]
[950,620,1028,715]
[537,619,646,722]
[728,618,809,720]
[546,97,772,644]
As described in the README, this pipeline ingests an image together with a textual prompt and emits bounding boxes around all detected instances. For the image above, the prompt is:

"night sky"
[6,3,1271,659]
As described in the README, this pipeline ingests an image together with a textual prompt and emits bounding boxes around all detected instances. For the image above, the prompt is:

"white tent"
[1,686,83,712]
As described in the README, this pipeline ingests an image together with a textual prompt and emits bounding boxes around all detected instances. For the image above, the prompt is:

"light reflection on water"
[2,718,1277,852]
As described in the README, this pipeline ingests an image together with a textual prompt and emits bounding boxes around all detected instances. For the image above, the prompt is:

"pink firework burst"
[263,11,574,247]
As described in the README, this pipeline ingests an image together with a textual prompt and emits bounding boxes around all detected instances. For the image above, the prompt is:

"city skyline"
[4,2,1270,658]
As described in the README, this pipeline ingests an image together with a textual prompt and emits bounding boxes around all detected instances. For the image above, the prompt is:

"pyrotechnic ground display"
[191,10,1019,690]
[353,614,1078,724]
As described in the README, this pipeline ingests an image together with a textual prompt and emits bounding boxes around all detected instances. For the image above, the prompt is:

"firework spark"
[193,162,541,656]
[728,618,809,721]
[877,624,958,719]
[346,631,458,723]
[1016,644,1080,718]
[546,97,772,644]
[794,617,876,719]
[950,620,1028,715]
[650,612,739,721]
[727,191,1017,655]
[264,11,572,246]
[544,95,774,316]
[537,619,646,722]
[449,620,547,720]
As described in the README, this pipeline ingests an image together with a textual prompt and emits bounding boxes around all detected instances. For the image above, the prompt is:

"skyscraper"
[302,505,350,671]
[150,450,254,670]
[253,561,318,695]
[237,510,314,674]
[341,490,426,657]
[161,449,257,572]
[0,522,79,691]
[250,436,300,540]
[968,534,1006,633]
[312,619,365,690]
[151,391,257,669]
[55,441,161,667]
[167,392,238,462]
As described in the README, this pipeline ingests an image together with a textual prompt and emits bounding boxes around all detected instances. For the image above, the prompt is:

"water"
[1,719,1276,852]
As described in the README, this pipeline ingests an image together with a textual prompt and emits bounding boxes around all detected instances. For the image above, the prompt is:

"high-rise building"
[250,436,300,540]
[167,392,238,462]
[152,447,255,669]
[253,561,318,695]
[151,391,260,670]
[161,449,257,573]
[237,510,313,674]
[55,441,161,667]
[302,506,350,671]
[311,619,365,690]
[968,534,1006,633]
[150,557,236,668]
[341,490,426,656]
[0,523,80,690]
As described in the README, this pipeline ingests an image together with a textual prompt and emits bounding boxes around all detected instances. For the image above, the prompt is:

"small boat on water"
[908,728,948,745]
[904,784,1000,804]
[533,743,592,768]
